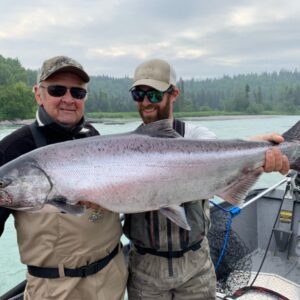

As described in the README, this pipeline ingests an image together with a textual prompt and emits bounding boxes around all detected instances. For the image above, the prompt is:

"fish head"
[0,157,52,211]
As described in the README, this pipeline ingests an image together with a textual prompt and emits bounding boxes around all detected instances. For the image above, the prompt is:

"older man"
[0,56,127,300]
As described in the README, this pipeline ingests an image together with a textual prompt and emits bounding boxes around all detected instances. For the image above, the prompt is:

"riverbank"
[0,119,35,126]
[0,114,282,126]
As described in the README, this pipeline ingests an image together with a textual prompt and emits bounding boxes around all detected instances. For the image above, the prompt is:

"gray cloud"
[0,0,300,79]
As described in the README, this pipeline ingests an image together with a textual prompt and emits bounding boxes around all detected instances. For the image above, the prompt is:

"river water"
[0,115,299,295]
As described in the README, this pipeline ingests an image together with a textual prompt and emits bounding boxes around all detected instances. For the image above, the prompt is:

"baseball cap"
[37,55,90,83]
[131,59,176,92]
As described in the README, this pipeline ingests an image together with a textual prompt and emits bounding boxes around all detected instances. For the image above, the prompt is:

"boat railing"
[242,170,299,209]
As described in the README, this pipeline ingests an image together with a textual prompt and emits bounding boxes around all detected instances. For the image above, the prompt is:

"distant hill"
[1,54,300,120]
[74,69,300,115]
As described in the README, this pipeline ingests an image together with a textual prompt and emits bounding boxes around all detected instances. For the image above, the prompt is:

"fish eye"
[0,178,12,188]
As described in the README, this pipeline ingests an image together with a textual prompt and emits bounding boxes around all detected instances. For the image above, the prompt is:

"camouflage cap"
[37,55,90,83]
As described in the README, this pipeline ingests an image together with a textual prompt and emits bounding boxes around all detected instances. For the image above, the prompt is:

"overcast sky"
[1,0,300,79]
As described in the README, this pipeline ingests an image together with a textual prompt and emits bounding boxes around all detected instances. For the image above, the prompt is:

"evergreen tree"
[2,53,300,119]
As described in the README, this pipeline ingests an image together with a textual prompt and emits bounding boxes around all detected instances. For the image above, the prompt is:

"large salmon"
[0,119,299,229]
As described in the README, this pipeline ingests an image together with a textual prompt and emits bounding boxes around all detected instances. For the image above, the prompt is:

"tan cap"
[37,55,89,83]
[131,59,176,92]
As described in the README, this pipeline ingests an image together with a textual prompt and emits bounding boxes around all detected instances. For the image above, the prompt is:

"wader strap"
[166,218,174,275]
[173,119,185,137]
[173,119,190,248]
[146,211,160,249]
[179,225,189,249]
[173,119,190,247]
[134,239,202,258]
[29,122,47,148]
[27,244,119,278]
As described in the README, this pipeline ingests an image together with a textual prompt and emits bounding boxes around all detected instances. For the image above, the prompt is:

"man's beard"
[138,97,171,124]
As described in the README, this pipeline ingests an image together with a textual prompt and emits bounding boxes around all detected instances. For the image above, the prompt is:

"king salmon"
[0,119,300,229]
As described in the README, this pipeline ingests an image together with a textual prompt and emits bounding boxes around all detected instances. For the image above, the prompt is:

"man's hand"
[264,147,290,174]
[78,201,102,210]
[249,133,290,175]
[248,133,285,144]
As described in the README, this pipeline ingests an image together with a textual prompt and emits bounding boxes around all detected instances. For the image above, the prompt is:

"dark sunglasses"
[131,86,173,104]
[40,85,87,100]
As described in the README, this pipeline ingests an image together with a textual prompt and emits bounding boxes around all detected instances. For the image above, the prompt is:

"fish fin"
[282,120,300,142]
[134,119,181,138]
[282,120,300,171]
[10,206,44,212]
[160,205,191,230]
[31,204,62,213]
[48,197,86,215]
[217,168,262,205]
[290,158,300,172]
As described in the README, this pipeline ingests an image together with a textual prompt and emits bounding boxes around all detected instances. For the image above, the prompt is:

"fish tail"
[283,120,300,142]
[282,120,300,171]
[289,156,300,172]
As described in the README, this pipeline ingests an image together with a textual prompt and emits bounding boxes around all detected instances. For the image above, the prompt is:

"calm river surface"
[0,115,299,295]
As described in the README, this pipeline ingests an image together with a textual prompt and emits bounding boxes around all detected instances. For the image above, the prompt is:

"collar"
[35,106,89,136]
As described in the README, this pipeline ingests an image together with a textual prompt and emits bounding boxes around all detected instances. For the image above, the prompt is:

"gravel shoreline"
[0,115,280,126]
[0,119,35,126]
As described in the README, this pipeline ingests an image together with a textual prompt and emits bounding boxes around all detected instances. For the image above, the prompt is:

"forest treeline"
[1,54,300,120]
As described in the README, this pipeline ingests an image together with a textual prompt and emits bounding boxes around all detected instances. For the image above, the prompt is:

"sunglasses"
[40,85,87,100]
[131,86,173,104]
